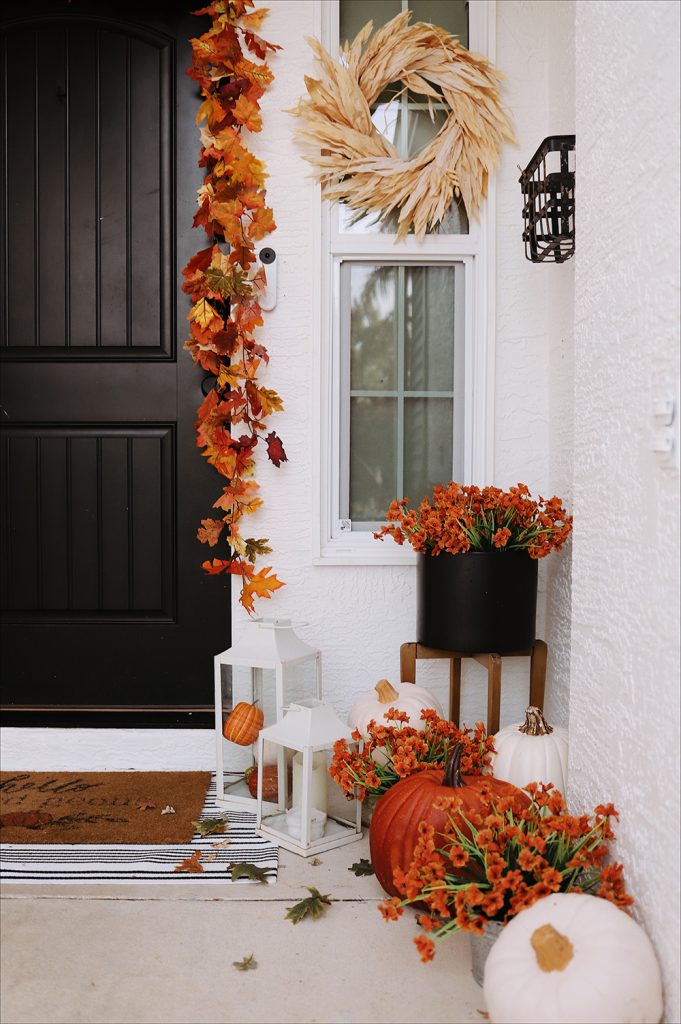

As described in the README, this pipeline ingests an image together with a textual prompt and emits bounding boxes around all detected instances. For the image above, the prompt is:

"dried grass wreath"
[290,11,514,240]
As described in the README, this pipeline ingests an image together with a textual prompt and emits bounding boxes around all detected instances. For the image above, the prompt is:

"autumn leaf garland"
[184,0,284,612]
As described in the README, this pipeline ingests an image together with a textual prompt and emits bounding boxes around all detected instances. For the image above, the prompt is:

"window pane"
[409,0,468,45]
[340,0,401,44]
[340,0,468,45]
[349,397,397,521]
[404,398,453,507]
[404,266,455,392]
[346,264,397,391]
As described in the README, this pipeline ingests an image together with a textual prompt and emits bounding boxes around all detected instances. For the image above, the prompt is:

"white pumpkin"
[483,892,663,1024]
[347,679,443,738]
[491,706,568,794]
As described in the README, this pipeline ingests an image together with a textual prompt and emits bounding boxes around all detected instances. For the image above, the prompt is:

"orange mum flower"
[449,846,469,869]
[378,897,404,922]
[542,867,563,891]
[414,935,436,963]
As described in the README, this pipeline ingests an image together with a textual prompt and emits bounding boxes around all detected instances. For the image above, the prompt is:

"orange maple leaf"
[240,566,285,612]
[188,297,223,333]
[232,94,262,133]
[174,851,204,874]
[239,8,268,31]
[247,205,276,242]
[197,518,224,547]
[202,558,231,576]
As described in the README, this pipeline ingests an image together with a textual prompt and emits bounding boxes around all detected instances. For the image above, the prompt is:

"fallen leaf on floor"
[203,853,218,862]
[309,857,323,866]
[193,816,229,837]
[230,861,269,883]
[137,802,158,811]
[476,1012,490,1020]
[349,858,374,876]
[212,837,231,849]
[161,805,175,815]
[174,851,204,874]
[285,887,333,924]
[233,954,257,972]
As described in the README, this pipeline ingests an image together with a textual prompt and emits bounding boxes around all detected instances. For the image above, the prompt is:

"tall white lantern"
[214,619,322,807]
[255,700,363,857]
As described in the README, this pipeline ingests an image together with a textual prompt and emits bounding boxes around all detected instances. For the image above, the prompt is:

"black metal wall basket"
[520,135,575,263]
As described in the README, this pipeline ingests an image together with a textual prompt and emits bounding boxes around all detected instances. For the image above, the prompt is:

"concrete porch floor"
[0,835,485,1024]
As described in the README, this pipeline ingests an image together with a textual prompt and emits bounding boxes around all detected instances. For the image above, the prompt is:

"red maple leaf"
[266,431,287,468]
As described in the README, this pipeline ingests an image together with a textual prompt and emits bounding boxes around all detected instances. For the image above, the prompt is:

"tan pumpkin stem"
[530,924,574,972]
[443,743,464,788]
[518,706,554,736]
[375,679,400,704]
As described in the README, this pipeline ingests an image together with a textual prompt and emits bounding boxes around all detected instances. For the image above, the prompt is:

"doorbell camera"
[257,245,277,311]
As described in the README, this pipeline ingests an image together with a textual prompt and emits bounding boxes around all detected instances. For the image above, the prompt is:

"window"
[314,0,495,563]
[340,261,465,529]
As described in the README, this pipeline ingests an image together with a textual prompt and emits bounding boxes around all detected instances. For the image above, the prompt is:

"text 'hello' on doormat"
[0,771,212,845]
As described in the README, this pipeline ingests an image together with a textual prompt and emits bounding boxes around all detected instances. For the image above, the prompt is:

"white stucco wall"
[568,2,680,1020]
[230,0,578,731]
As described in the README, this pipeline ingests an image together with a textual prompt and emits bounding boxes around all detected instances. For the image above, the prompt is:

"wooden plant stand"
[400,640,548,735]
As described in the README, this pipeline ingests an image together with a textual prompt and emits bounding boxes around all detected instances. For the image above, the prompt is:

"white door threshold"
[0,728,215,771]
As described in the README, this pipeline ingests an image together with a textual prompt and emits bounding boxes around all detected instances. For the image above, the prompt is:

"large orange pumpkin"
[223,702,264,746]
[369,743,530,897]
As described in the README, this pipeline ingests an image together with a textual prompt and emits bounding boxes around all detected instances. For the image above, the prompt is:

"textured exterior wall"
[494,0,575,728]
[229,0,578,731]
[570,2,680,1020]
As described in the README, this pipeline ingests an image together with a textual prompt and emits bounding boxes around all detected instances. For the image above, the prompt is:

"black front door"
[0,0,229,726]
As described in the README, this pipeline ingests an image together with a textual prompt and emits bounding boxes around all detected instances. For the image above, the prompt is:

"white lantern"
[255,700,363,857]
[214,619,322,808]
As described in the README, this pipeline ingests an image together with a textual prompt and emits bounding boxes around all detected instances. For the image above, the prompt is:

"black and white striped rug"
[0,778,278,884]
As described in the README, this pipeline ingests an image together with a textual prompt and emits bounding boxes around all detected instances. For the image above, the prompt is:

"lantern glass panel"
[220,666,276,801]
[283,657,321,707]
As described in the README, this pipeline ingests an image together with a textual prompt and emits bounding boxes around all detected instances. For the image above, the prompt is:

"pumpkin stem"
[518,706,554,736]
[530,924,574,972]
[443,743,464,788]
[375,679,400,705]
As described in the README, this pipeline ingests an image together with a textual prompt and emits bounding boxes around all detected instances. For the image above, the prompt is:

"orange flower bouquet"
[379,782,633,962]
[329,709,494,802]
[375,481,572,558]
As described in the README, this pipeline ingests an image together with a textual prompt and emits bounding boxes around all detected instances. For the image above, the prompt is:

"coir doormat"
[0,778,279,883]
[0,771,211,844]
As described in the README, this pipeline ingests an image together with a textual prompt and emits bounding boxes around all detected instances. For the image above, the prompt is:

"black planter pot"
[417,551,538,653]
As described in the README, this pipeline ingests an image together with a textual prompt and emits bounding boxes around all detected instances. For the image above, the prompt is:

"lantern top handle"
[215,618,320,669]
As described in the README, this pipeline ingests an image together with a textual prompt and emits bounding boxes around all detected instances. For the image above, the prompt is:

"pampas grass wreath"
[289,11,515,240]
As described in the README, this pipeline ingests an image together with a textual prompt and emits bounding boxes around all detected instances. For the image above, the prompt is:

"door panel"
[2,17,173,358]
[0,1,230,724]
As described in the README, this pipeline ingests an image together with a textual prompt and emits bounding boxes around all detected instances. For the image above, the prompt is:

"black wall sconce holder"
[520,135,575,263]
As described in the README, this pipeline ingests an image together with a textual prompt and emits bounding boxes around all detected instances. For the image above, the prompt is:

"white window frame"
[311,0,497,565]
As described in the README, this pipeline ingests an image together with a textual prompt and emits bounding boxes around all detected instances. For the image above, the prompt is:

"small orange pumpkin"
[244,764,287,802]
[223,702,264,745]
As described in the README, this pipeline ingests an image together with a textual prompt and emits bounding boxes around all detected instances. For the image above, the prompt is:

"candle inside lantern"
[284,805,327,841]
[291,751,328,814]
